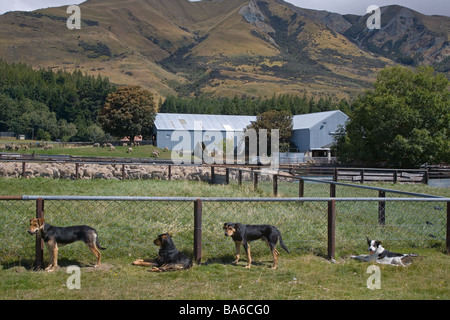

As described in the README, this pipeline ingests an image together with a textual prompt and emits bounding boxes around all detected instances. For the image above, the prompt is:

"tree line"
[159,94,351,116]
[0,60,352,142]
[335,66,449,168]
[0,60,115,141]
[1,60,447,168]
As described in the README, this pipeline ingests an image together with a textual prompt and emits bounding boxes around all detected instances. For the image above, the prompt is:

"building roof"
[154,113,256,131]
[155,110,348,132]
[292,110,348,130]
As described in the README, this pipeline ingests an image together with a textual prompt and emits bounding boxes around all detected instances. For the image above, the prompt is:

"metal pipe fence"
[1,196,448,269]
[224,167,442,199]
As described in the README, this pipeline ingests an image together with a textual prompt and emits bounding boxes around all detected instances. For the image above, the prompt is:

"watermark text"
[67,5,81,30]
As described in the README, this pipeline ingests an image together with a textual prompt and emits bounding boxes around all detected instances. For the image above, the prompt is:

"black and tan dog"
[28,218,106,272]
[223,222,289,269]
[132,233,192,272]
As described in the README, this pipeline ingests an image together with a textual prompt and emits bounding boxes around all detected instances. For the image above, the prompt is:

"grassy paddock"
[0,251,448,300]
[0,143,172,159]
[0,177,448,300]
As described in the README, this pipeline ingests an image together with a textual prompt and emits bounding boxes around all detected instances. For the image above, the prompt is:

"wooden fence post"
[378,191,386,225]
[253,172,259,191]
[75,163,79,180]
[210,166,215,184]
[328,199,336,260]
[299,178,304,198]
[273,174,278,197]
[35,198,45,270]
[330,182,336,198]
[447,201,450,255]
[194,199,203,264]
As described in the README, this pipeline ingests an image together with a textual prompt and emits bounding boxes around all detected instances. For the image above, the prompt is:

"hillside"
[0,0,448,100]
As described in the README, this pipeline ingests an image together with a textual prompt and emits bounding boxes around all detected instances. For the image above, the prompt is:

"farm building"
[153,113,256,152]
[287,110,349,163]
[152,111,348,163]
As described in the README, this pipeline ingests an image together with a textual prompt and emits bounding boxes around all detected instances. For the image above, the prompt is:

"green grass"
[0,250,448,300]
[0,177,448,300]
[0,177,261,198]
[0,143,172,159]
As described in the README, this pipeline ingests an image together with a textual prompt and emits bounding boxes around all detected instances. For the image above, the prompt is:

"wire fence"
[224,167,444,199]
[1,196,448,269]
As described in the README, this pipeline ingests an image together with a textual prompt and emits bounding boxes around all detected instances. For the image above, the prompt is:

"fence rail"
[3,153,449,183]
[1,196,448,270]
[223,167,442,199]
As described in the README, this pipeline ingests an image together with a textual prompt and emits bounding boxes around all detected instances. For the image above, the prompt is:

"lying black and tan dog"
[132,233,192,272]
[28,218,106,272]
[223,222,289,269]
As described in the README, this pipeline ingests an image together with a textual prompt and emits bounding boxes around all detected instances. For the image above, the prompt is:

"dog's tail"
[277,230,290,254]
[96,235,106,250]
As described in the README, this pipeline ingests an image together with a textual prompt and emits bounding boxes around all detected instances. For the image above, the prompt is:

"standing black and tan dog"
[28,218,106,272]
[132,233,192,272]
[223,222,289,269]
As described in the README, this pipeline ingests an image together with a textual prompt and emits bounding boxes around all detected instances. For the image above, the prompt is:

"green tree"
[246,110,293,153]
[335,66,449,167]
[98,86,157,142]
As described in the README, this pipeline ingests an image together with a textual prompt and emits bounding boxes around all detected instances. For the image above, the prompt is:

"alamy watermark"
[67,5,81,30]
[366,265,381,290]
[170,122,279,170]
[65,4,380,31]
[367,5,381,30]
[66,265,81,290]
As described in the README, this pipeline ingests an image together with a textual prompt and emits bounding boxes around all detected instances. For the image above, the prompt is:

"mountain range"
[0,0,448,101]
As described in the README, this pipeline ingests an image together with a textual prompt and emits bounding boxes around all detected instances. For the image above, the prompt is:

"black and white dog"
[351,238,418,266]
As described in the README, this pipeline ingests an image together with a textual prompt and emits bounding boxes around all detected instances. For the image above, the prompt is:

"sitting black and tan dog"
[132,233,192,272]
[223,222,289,269]
[28,218,106,272]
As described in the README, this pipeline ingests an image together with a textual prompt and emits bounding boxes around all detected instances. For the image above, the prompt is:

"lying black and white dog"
[351,238,418,266]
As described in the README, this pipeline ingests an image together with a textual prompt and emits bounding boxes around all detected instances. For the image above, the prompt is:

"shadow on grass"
[1,257,102,271]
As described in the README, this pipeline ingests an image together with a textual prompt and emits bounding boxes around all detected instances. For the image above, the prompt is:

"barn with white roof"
[153,113,256,152]
[152,111,348,163]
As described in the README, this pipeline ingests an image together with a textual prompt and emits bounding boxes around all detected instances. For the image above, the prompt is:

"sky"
[0,0,449,16]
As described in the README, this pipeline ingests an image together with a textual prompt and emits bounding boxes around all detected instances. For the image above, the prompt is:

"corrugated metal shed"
[291,110,348,152]
[153,111,348,158]
[154,113,256,131]
[292,110,347,130]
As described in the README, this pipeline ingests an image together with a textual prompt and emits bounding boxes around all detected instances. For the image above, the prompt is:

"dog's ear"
[38,218,45,226]
[375,240,382,246]
[367,237,370,244]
